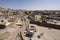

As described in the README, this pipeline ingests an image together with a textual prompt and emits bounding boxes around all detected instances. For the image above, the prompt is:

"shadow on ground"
[30,21,60,30]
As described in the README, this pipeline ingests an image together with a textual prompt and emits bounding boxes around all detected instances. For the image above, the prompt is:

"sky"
[0,0,60,10]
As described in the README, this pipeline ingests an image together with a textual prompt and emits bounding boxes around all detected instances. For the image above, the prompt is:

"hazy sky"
[0,0,60,10]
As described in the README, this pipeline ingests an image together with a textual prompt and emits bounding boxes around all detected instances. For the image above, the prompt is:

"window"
[21,19,23,21]
[1,20,4,22]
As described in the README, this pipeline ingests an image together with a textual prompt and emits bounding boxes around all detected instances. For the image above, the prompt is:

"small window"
[16,24,22,26]
[21,19,23,21]
[31,26,34,28]
[1,20,4,22]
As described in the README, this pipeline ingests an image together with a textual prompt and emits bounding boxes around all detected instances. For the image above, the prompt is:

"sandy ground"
[0,20,60,40]
[33,26,60,40]
[21,24,60,40]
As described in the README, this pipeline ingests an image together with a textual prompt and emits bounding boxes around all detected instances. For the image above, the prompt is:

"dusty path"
[21,24,60,40]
